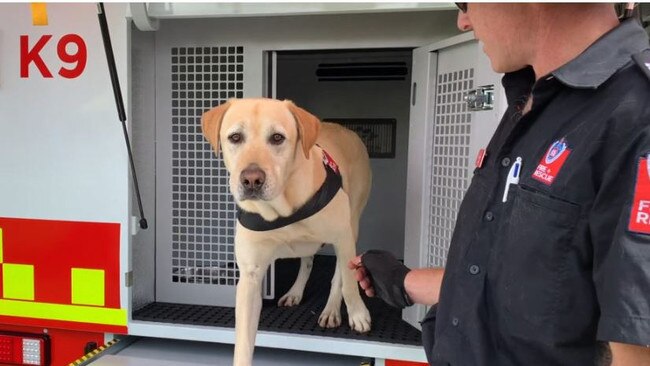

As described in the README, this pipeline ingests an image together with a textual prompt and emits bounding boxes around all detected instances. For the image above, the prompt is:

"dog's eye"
[228,133,243,144]
[270,133,285,145]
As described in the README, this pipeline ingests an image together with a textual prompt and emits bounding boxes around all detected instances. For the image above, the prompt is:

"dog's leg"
[234,260,270,366]
[335,230,371,333]
[278,256,313,307]
[318,262,342,328]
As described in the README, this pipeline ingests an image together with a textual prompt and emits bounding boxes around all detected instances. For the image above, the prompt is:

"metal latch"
[125,271,133,287]
[464,85,495,111]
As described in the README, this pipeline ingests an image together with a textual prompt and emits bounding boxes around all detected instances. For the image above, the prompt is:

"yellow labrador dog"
[201,98,372,366]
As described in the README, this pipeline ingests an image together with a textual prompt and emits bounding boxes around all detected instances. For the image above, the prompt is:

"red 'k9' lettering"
[20,34,87,79]
[20,35,53,78]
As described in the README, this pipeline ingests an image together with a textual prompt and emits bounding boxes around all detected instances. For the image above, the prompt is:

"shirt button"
[452,317,459,326]
[484,211,494,221]
[501,157,511,167]
[469,264,480,275]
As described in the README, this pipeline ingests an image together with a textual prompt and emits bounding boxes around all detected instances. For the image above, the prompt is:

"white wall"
[0,3,130,309]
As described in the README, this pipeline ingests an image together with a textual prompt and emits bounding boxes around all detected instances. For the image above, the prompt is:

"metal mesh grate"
[428,69,474,267]
[134,256,421,345]
[323,118,396,158]
[170,46,244,286]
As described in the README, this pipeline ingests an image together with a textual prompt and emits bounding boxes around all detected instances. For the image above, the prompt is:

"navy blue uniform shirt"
[422,19,650,365]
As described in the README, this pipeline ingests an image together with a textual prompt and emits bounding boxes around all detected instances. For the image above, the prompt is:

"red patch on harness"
[322,149,339,174]
[532,138,572,185]
[629,154,650,235]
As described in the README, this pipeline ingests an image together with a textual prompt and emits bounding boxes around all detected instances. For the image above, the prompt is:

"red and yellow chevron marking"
[0,217,126,333]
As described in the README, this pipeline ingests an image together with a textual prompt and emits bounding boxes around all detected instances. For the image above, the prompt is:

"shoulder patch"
[632,49,650,82]
[629,153,650,235]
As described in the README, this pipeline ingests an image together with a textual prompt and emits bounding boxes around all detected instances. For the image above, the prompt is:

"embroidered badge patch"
[628,153,650,235]
[532,138,572,185]
[322,149,339,174]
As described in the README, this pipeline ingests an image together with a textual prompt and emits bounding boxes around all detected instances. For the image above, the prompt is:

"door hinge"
[411,82,417,106]
[262,262,275,299]
[125,271,133,287]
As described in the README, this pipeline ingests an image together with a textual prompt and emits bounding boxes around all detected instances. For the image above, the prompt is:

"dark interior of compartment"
[133,255,421,345]
[275,49,413,258]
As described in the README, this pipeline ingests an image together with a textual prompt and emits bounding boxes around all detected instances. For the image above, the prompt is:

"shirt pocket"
[495,184,581,342]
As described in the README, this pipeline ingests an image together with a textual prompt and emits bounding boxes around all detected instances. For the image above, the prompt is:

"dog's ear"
[201,101,232,153]
[285,100,321,159]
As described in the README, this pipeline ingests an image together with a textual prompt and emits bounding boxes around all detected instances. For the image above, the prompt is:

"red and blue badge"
[532,138,572,185]
[629,153,650,235]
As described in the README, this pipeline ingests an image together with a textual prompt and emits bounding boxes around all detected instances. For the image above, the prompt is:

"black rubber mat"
[133,255,422,346]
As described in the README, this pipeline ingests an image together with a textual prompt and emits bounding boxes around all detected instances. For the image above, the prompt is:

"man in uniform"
[349,3,650,365]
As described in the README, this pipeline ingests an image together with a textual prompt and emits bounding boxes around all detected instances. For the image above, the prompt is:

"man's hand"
[347,250,412,308]
[348,255,375,298]
[610,342,650,366]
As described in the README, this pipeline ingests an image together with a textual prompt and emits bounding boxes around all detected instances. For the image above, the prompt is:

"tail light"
[0,332,50,365]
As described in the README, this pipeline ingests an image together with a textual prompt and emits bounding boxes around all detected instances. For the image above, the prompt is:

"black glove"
[361,249,413,309]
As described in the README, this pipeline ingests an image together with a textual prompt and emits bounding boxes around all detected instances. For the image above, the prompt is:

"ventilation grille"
[170,46,244,286]
[428,69,474,268]
[323,118,396,159]
[316,62,408,81]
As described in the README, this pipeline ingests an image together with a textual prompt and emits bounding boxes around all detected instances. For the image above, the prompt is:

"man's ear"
[201,101,232,153]
[284,100,321,159]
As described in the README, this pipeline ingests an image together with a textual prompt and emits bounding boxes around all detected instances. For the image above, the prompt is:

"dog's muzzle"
[239,164,266,200]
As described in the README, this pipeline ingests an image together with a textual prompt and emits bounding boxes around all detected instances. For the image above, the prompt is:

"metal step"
[133,255,421,346]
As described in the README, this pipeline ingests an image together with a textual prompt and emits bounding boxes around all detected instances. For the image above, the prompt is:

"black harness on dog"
[237,149,343,232]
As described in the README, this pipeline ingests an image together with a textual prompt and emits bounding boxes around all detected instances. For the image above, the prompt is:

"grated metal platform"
[133,255,421,346]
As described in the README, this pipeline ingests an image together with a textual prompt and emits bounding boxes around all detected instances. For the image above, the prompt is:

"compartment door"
[154,38,255,306]
[403,35,503,327]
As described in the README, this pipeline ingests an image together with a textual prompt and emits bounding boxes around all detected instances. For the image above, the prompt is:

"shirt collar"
[502,66,535,107]
[552,19,650,89]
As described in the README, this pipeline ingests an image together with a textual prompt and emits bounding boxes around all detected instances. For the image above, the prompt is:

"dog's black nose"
[240,165,266,193]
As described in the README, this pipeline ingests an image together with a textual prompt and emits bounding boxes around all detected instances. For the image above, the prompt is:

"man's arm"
[610,342,650,366]
[404,267,445,306]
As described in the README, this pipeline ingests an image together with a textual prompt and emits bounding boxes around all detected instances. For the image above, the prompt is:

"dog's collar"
[237,149,343,232]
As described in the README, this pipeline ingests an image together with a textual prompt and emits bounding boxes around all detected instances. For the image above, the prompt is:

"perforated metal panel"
[427,69,473,267]
[157,46,244,304]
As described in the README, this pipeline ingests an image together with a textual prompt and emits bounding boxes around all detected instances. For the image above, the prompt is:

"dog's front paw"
[318,307,342,328]
[278,291,302,307]
[348,304,371,333]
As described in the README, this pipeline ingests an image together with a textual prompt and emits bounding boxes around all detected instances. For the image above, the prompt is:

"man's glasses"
[455,3,468,13]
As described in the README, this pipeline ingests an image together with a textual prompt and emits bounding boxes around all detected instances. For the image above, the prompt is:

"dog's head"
[201,98,320,203]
